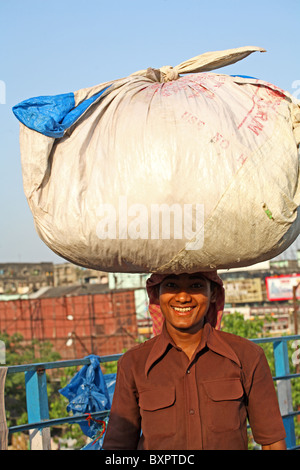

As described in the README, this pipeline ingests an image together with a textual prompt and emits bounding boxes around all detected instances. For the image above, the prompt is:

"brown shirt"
[103,322,286,450]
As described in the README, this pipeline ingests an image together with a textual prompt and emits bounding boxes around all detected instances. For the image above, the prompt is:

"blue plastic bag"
[59,355,116,449]
[12,86,110,138]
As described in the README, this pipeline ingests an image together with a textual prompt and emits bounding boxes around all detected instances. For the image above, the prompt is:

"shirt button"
[187,369,191,374]
[189,409,195,415]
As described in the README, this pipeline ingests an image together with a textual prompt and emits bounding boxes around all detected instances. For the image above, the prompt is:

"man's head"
[146,271,225,335]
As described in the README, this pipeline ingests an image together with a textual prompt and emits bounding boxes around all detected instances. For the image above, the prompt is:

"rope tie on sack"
[160,65,180,82]
[130,46,266,83]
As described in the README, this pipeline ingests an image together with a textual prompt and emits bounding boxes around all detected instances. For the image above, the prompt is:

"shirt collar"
[145,321,241,376]
[144,322,173,376]
[204,323,241,367]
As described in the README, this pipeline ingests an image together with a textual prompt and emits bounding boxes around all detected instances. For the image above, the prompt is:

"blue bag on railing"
[59,355,116,449]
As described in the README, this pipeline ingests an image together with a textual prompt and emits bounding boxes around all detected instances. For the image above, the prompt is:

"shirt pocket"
[139,387,176,438]
[202,378,244,432]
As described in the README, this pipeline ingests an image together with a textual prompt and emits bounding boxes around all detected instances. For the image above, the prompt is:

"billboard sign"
[223,278,263,303]
[265,275,300,301]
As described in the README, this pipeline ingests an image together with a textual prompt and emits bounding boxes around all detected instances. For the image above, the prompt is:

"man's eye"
[165,282,177,288]
[191,283,205,288]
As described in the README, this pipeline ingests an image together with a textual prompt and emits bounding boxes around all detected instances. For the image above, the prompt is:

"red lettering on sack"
[190,73,226,89]
[248,117,265,136]
[181,111,205,129]
[265,84,286,100]
[211,132,230,149]
[238,87,260,130]
[144,83,161,97]
[187,84,215,100]
[256,109,268,121]
[158,77,215,99]
[238,84,285,137]
[237,153,248,167]
[238,88,271,136]
[144,75,219,100]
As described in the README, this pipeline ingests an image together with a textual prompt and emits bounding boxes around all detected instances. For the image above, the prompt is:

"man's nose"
[174,291,192,302]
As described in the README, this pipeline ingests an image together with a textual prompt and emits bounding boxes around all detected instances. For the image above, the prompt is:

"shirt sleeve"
[246,347,286,446]
[102,354,141,450]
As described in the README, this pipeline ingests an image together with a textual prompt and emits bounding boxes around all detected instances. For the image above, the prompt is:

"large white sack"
[15,47,300,273]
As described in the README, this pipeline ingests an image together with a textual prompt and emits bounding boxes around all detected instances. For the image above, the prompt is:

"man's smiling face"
[158,273,217,335]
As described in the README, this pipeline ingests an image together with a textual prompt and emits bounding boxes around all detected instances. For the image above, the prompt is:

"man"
[103,271,286,450]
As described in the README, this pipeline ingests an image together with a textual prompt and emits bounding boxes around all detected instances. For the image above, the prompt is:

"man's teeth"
[172,307,193,312]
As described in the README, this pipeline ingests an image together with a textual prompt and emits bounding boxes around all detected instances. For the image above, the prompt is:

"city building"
[219,256,300,335]
[0,285,138,359]
[0,263,54,296]
[0,264,149,358]
[53,263,108,287]
[0,262,109,298]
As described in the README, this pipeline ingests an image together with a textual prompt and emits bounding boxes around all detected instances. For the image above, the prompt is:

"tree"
[0,332,61,427]
[1,332,89,448]
[221,311,266,339]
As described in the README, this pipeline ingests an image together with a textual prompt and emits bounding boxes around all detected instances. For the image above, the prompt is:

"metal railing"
[251,335,300,450]
[6,355,121,450]
[3,335,300,450]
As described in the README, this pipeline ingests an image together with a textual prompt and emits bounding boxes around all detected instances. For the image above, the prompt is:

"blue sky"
[0,0,299,263]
